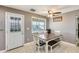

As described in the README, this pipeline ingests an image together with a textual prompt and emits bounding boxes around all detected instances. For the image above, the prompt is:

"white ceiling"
[4,5,79,17]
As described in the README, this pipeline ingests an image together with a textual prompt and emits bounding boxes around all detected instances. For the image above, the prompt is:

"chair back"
[32,33,40,45]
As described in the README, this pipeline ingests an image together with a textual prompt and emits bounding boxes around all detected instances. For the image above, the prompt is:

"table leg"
[45,42,48,53]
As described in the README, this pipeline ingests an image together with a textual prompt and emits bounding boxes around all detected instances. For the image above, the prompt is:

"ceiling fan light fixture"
[48,10,53,14]
[48,10,53,18]
[48,14,53,18]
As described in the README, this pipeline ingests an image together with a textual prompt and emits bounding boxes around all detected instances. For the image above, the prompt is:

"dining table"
[33,33,63,52]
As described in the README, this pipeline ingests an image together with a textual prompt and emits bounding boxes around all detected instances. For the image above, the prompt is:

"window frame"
[31,16,46,33]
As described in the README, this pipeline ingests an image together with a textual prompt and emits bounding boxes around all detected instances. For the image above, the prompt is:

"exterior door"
[5,12,24,50]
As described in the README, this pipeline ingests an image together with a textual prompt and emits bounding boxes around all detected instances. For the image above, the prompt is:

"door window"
[10,17,21,32]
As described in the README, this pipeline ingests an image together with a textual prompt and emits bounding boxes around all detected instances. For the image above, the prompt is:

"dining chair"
[32,33,46,52]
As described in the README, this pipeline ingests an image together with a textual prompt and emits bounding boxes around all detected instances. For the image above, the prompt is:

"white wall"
[49,10,79,44]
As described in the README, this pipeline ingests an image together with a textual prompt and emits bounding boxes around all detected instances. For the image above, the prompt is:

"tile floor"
[6,41,79,53]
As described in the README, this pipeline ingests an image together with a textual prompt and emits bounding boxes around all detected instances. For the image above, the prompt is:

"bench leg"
[50,46,52,53]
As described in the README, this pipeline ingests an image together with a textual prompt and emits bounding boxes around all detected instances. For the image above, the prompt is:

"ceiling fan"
[48,10,62,18]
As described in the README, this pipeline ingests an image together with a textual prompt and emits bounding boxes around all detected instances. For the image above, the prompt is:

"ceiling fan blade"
[53,12,61,14]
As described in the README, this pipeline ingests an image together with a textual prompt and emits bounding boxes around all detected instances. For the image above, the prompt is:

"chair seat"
[48,38,60,46]
[36,40,46,46]
[36,43,46,46]
[40,42,46,46]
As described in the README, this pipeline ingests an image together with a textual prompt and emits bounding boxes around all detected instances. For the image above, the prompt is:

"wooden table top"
[33,33,62,41]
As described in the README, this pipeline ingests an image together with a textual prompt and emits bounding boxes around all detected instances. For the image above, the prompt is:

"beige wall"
[0,6,48,51]
[49,9,79,44]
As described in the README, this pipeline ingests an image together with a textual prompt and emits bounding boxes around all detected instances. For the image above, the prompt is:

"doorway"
[5,12,24,50]
[76,16,79,46]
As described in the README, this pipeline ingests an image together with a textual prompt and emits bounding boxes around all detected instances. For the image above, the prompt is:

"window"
[10,17,21,32]
[32,17,46,33]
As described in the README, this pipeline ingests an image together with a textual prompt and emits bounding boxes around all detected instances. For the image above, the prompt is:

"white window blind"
[32,17,46,33]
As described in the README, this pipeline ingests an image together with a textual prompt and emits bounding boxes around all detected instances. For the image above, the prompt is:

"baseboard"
[0,50,6,53]
[61,41,76,46]
[24,41,34,46]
